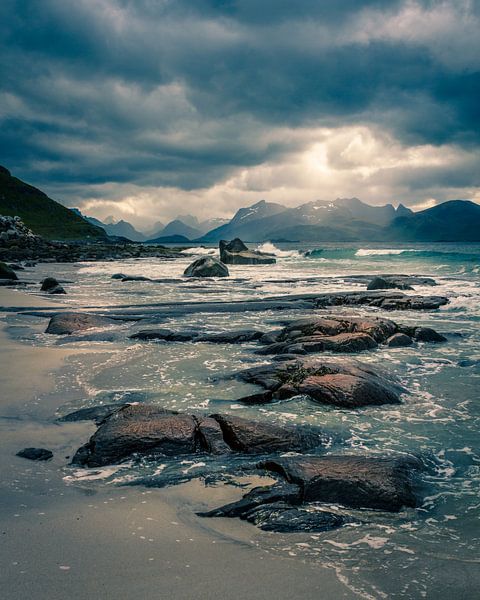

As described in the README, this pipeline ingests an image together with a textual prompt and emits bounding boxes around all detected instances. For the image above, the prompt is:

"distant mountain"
[148,219,203,240]
[0,166,106,240]
[145,234,191,244]
[199,200,288,241]
[143,220,165,237]
[386,200,480,241]
[198,197,477,242]
[72,211,147,241]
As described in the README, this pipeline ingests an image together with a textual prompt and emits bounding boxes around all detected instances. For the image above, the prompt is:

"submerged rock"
[414,327,447,343]
[46,312,115,335]
[184,256,229,278]
[259,454,422,511]
[40,277,66,294]
[57,403,128,425]
[17,447,53,461]
[367,276,413,291]
[219,238,276,265]
[71,404,327,467]
[237,358,401,408]
[130,328,263,344]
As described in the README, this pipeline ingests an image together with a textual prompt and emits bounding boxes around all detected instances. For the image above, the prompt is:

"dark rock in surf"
[0,261,18,280]
[121,275,152,282]
[413,327,447,343]
[219,238,276,265]
[386,333,413,347]
[40,277,66,294]
[17,447,53,461]
[259,454,422,511]
[130,328,264,344]
[46,312,115,335]
[367,276,413,291]
[57,403,129,425]
[184,256,229,278]
[237,358,401,408]
[111,273,127,279]
[71,404,327,467]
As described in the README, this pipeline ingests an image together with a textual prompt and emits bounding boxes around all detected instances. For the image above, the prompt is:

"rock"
[71,405,327,467]
[40,277,66,294]
[196,330,264,344]
[200,481,302,518]
[237,358,401,408]
[121,275,152,282]
[130,328,264,344]
[46,312,115,335]
[184,257,229,278]
[315,291,448,311]
[219,238,276,265]
[211,413,323,454]
[367,276,413,291]
[259,454,422,511]
[244,503,347,532]
[414,327,447,343]
[72,405,199,467]
[8,263,24,271]
[57,404,128,425]
[16,447,53,461]
[111,273,127,279]
[386,333,413,347]
[0,261,18,280]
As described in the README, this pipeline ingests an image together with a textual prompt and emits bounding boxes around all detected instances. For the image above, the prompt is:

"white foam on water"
[355,248,416,256]
[181,247,218,256]
[256,242,300,258]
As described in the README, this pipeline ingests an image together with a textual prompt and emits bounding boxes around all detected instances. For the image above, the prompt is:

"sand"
[0,288,357,600]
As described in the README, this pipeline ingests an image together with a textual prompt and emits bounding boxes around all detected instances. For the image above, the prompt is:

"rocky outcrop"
[71,404,326,467]
[236,358,402,408]
[184,256,229,277]
[40,277,66,294]
[367,276,413,291]
[386,333,413,347]
[200,454,423,530]
[130,328,263,344]
[16,447,53,461]
[259,455,422,511]
[314,291,448,311]
[255,315,445,356]
[45,312,115,335]
[0,260,18,280]
[219,238,276,265]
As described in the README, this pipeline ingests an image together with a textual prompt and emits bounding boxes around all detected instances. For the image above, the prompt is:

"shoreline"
[0,287,358,600]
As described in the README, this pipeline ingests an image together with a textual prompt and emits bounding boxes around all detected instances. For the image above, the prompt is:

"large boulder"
[71,405,327,467]
[414,327,447,343]
[237,358,401,408]
[184,256,229,277]
[259,454,422,511]
[46,312,115,335]
[219,238,276,265]
[40,277,66,294]
[0,261,18,280]
[386,333,413,347]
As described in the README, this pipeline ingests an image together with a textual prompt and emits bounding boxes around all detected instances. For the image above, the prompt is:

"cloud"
[0,0,478,224]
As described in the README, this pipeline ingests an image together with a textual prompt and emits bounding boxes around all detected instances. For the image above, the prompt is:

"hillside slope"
[0,166,106,240]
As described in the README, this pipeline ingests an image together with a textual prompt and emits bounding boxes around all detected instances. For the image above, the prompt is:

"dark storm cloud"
[0,0,478,203]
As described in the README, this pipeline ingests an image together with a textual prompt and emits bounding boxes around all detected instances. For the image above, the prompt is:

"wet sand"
[0,288,357,600]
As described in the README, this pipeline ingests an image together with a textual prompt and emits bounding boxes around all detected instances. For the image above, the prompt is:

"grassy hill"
[0,166,106,240]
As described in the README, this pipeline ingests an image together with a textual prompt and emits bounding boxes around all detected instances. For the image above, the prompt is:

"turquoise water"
[5,242,480,599]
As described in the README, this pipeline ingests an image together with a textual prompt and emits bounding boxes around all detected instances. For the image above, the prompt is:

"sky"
[0,0,479,229]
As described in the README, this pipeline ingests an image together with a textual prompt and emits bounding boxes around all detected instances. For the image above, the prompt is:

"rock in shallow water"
[386,333,413,347]
[71,404,327,467]
[237,358,402,408]
[0,261,18,280]
[184,256,229,278]
[17,447,53,461]
[259,455,422,511]
[46,312,115,335]
[40,277,66,294]
[219,238,276,265]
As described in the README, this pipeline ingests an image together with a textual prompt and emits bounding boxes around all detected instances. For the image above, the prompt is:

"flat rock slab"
[17,447,53,461]
[237,358,401,408]
[71,404,327,467]
[46,312,116,335]
[259,454,422,511]
[130,328,263,344]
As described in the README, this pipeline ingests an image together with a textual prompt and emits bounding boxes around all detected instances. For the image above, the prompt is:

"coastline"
[0,286,357,600]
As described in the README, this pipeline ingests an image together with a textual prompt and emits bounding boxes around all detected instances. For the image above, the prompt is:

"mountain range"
[1,166,479,242]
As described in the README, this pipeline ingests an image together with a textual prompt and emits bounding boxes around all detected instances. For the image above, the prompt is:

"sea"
[4,241,480,599]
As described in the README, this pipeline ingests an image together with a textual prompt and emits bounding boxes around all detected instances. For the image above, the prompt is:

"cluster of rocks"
[314,290,448,311]
[0,215,40,245]
[61,403,422,532]
[255,315,446,356]
[366,275,437,291]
